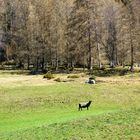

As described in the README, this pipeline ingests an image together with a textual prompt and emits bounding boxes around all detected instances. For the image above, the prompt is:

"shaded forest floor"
[0,70,140,140]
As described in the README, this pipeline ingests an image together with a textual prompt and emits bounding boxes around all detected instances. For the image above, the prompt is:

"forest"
[0,0,140,72]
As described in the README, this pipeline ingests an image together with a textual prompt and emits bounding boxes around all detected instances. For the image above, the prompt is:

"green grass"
[0,110,140,140]
[0,70,140,139]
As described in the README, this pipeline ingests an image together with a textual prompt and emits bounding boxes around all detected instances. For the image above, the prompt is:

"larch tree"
[67,0,102,70]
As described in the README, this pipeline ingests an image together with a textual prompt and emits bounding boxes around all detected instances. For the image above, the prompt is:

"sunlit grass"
[0,70,140,139]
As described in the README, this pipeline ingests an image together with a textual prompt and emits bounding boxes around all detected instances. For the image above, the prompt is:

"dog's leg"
[79,104,81,111]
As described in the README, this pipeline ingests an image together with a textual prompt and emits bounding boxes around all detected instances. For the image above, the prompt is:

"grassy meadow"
[0,70,140,140]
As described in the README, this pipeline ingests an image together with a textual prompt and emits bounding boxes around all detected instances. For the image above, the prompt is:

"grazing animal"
[85,79,96,84]
[89,79,95,84]
[79,101,92,111]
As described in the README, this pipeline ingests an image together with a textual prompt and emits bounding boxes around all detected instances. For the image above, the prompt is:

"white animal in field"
[85,79,96,84]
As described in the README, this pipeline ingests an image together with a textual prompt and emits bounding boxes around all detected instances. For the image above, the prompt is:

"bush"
[89,75,96,80]
[67,75,80,78]
[119,68,128,76]
[54,78,61,82]
[69,67,74,71]
[133,68,140,73]
[100,65,106,70]
[93,65,100,70]
[43,73,54,80]
[48,67,56,71]
[2,60,16,65]
[58,66,67,70]
[31,69,42,75]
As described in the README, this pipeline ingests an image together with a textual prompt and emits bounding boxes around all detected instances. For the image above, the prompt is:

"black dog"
[79,101,92,111]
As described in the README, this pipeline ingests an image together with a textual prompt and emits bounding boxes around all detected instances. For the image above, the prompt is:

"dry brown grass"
[0,70,139,88]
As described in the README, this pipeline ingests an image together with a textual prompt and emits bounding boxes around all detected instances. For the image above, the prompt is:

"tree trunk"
[130,39,134,72]
[129,23,134,72]
[97,43,102,69]
[88,28,92,71]
[41,55,45,71]
[27,55,30,70]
